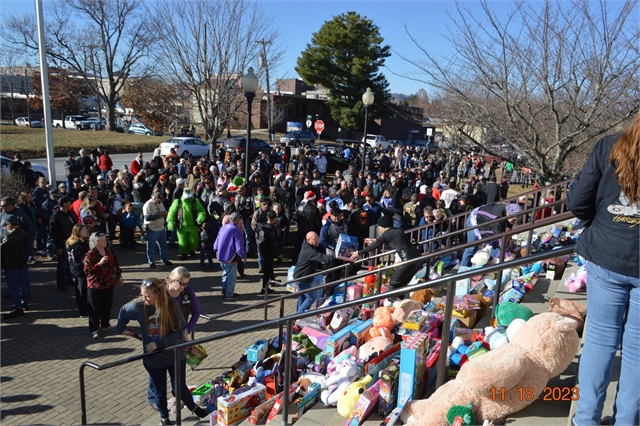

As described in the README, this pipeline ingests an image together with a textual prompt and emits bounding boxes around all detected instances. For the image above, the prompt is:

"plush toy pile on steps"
[183,223,587,426]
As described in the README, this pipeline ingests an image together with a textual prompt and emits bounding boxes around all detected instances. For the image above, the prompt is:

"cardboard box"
[247,395,278,425]
[346,379,381,425]
[295,382,321,418]
[329,307,356,333]
[350,318,373,348]
[347,283,363,301]
[377,363,400,416]
[246,339,268,363]
[313,352,327,374]
[397,332,429,408]
[455,277,471,297]
[326,320,361,359]
[335,234,359,261]
[300,326,332,351]
[217,384,267,426]
[265,384,299,424]
[403,310,427,331]
[192,382,213,405]
[452,310,478,328]
[365,343,401,377]
[380,405,406,426]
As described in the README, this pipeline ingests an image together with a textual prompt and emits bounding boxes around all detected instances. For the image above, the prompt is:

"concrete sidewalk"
[0,243,298,426]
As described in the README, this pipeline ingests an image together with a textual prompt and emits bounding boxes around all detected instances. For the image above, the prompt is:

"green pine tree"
[295,11,392,130]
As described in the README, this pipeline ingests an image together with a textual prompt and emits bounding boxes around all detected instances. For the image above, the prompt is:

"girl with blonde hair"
[116,277,207,425]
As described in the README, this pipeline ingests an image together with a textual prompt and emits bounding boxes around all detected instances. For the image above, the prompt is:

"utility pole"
[257,39,273,141]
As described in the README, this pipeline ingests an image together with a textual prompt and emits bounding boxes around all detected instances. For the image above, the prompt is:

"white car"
[1,155,49,183]
[159,137,210,158]
[362,134,390,151]
[15,117,43,128]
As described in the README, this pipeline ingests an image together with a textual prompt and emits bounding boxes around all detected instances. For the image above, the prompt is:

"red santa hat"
[304,190,316,201]
[317,198,326,206]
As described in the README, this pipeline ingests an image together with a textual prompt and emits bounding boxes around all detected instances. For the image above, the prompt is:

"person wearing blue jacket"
[567,115,639,426]
[116,278,207,425]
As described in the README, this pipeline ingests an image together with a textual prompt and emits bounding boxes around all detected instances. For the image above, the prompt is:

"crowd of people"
[1,140,520,318]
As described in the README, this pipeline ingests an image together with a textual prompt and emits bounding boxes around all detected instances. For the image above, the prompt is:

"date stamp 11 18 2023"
[490,386,580,401]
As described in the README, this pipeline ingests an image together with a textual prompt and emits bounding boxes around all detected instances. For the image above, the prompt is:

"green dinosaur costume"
[167,189,207,254]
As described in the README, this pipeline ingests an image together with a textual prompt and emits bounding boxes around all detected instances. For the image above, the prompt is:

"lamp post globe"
[242,67,259,179]
[361,87,374,171]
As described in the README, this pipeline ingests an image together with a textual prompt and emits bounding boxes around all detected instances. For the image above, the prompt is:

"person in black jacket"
[0,216,30,319]
[484,176,501,203]
[293,231,334,312]
[567,116,640,426]
[292,191,321,264]
[66,224,90,316]
[50,196,78,292]
[258,212,281,294]
[63,151,83,190]
[460,202,522,267]
[349,214,422,298]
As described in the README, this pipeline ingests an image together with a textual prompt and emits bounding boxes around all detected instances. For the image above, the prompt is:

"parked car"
[127,122,153,136]
[77,117,105,131]
[1,155,49,183]
[279,130,316,147]
[14,117,43,128]
[53,115,88,129]
[362,134,391,151]
[159,137,210,159]
[223,137,272,160]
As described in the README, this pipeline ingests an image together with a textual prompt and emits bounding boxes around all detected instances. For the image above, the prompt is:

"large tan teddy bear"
[401,312,580,425]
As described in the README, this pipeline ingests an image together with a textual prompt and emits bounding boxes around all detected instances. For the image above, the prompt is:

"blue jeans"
[36,222,48,252]
[243,220,252,252]
[4,268,30,309]
[461,216,478,267]
[146,228,169,265]
[296,280,320,313]
[220,262,237,297]
[574,262,639,426]
[144,357,195,420]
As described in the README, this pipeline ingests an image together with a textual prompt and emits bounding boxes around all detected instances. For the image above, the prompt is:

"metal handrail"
[79,204,576,424]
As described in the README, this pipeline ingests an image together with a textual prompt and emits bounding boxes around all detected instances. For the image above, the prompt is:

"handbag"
[185,344,208,370]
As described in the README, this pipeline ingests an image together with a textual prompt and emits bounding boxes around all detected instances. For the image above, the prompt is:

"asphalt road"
[30,151,155,185]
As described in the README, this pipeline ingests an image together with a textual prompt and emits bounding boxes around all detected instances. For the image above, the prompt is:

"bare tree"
[149,0,282,155]
[397,0,639,182]
[119,76,177,134]
[0,47,27,124]
[3,0,156,131]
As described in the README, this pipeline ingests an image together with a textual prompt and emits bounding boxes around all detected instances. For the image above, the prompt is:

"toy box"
[403,310,427,331]
[398,331,429,408]
[335,234,359,261]
[347,283,363,301]
[515,271,539,291]
[192,382,213,405]
[313,351,328,374]
[365,343,401,376]
[350,318,373,348]
[295,382,321,418]
[377,363,400,416]
[217,384,267,426]
[451,309,477,328]
[326,320,361,359]
[265,383,299,424]
[346,379,381,425]
[246,395,277,425]
[300,326,332,351]
[455,277,471,297]
[329,307,356,333]
[424,338,441,393]
[380,404,406,426]
[246,339,268,363]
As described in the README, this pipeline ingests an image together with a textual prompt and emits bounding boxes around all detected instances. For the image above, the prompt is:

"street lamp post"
[361,87,374,171]
[242,67,259,180]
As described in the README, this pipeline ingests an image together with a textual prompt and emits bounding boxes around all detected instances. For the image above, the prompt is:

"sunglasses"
[142,279,155,287]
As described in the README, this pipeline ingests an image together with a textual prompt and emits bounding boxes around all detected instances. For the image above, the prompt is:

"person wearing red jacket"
[130,152,144,176]
[98,150,113,180]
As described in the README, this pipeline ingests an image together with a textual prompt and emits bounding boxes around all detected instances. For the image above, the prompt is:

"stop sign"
[314,120,325,133]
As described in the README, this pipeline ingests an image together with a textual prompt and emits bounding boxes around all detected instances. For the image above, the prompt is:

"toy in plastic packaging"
[185,344,208,370]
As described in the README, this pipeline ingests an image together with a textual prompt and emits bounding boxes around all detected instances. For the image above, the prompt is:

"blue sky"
[2,0,629,96]
[0,0,480,95]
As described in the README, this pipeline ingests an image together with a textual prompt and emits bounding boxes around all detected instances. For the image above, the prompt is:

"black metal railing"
[79,201,576,425]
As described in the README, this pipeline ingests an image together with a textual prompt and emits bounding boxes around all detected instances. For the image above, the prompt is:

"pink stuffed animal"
[563,265,587,293]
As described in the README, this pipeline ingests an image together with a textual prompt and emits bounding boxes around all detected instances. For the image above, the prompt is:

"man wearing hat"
[63,151,83,190]
[319,207,349,285]
[292,190,322,264]
[1,215,30,319]
[50,196,77,291]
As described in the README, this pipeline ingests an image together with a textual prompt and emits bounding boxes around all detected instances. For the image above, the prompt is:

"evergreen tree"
[296,11,392,130]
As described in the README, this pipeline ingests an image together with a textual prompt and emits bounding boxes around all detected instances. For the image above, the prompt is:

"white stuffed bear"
[320,358,359,406]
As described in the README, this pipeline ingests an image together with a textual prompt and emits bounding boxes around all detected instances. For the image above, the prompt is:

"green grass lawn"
[0,125,276,158]
[0,125,164,158]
